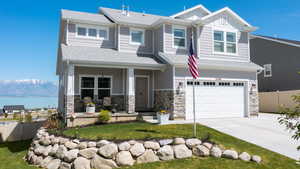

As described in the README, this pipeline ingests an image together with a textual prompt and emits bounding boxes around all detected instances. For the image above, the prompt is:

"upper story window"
[130,28,144,45]
[173,26,186,48]
[214,30,237,54]
[76,24,109,40]
[264,64,272,77]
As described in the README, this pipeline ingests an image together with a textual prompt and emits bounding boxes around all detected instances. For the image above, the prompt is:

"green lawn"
[1,122,299,169]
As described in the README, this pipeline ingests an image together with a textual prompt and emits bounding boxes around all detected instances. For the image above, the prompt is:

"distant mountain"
[0,79,58,97]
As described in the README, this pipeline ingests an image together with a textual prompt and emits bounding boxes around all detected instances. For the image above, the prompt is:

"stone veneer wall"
[26,128,261,169]
[173,79,186,119]
[249,80,259,116]
[65,95,74,115]
[154,90,174,118]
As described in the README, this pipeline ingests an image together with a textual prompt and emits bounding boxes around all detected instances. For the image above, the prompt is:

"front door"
[135,76,149,111]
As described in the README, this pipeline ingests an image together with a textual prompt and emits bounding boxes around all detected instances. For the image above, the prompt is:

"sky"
[0,0,299,82]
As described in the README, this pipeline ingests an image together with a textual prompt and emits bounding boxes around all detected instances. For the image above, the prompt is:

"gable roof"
[61,9,114,25]
[251,35,300,48]
[170,4,211,18]
[3,105,25,111]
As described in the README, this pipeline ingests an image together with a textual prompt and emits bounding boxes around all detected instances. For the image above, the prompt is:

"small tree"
[278,94,300,150]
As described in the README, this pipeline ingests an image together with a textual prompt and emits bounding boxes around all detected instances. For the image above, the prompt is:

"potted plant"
[85,102,95,114]
[157,110,170,124]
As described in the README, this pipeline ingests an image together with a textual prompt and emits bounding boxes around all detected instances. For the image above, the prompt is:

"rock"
[78,142,88,150]
[173,144,192,159]
[46,159,61,169]
[210,146,222,158]
[144,141,160,150]
[51,138,60,145]
[27,151,35,162]
[157,145,174,161]
[40,137,51,146]
[34,145,45,156]
[79,148,98,159]
[116,151,134,166]
[137,149,159,164]
[159,139,173,146]
[202,142,213,149]
[174,138,185,145]
[98,143,118,159]
[59,162,71,169]
[41,156,53,168]
[64,141,77,149]
[130,143,146,157]
[128,140,137,145]
[58,137,69,145]
[63,149,79,162]
[192,145,210,157]
[252,155,262,163]
[118,142,131,151]
[49,144,59,156]
[91,154,118,169]
[73,139,80,144]
[43,145,53,156]
[30,155,38,165]
[56,145,67,159]
[239,152,251,161]
[73,157,91,169]
[96,140,110,148]
[35,156,43,166]
[87,141,96,148]
[222,150,238,160]
[185,138,201,148]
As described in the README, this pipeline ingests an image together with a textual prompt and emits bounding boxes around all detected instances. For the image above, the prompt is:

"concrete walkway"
[166,113,300,160]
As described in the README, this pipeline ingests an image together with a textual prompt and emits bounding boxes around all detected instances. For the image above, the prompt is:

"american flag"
[188,38,199,79]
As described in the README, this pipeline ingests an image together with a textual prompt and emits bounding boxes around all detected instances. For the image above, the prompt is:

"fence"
[259,90,300,113]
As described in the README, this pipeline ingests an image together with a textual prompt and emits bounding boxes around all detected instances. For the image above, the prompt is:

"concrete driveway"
[197,113,300,160]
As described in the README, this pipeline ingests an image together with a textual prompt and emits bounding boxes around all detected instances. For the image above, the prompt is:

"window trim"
[172,25,187,49]
[79,75,113,99]
[129,28,145,46]
[75,24,109,40]
[213,29,238,56]
[263,64,272,77]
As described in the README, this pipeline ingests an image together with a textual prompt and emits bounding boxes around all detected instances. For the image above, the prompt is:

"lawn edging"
[26,127,262,169]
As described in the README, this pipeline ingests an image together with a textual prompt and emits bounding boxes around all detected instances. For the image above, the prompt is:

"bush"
[25,112,32,123]
[98,110,111,123]
[13,112,18,120]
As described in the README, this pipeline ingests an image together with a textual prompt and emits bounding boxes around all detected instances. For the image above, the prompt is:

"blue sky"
[0,0,299,82]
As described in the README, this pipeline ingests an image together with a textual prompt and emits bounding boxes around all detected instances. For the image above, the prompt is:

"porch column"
[65,64,75,115]
[126,68,135,113]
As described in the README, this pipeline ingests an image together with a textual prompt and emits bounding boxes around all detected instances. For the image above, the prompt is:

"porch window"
[80,77,95,99]
[98,77,111,99]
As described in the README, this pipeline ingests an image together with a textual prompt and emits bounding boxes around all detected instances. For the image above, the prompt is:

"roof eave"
[170,4,211,18]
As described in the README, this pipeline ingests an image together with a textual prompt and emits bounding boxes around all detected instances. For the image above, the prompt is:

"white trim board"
[170,4,211,18]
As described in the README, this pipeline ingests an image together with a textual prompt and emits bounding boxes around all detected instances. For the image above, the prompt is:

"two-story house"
[56,4,262,122]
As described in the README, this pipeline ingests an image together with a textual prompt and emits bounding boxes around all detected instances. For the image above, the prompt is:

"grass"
[0,122,298,169]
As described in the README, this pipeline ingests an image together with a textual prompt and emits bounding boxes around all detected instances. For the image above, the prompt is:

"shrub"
[4,112,8,118]
[25,112,32,123]
[98,110,111,123]
[13,112,18,120]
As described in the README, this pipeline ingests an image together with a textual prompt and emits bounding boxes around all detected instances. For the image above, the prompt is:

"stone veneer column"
[126,68,135,113]
[65,64,75,115]
[173,79,186,119]
[249,80,259,116]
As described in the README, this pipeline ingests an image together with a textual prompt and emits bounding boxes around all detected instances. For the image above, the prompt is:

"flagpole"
[193,78,196,137]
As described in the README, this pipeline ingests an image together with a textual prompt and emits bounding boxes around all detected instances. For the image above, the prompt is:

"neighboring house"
[3,105,25,114]
[56,4,262,121]
[250,35,300,92]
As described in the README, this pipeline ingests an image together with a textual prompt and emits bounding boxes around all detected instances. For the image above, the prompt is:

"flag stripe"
[188,38,199,79]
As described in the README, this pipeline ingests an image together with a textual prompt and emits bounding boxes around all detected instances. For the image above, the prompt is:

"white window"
[173,27,186,48]
[76,25,109,40]
[80,76,112,100]
[77,27,87,36]
[88,28,97,37]
[214,30,237,54]
[130,28,144,45]
[264,64,272,77]
[99,28,108,40]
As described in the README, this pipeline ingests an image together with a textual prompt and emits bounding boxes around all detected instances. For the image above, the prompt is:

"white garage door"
[186,80,245,119]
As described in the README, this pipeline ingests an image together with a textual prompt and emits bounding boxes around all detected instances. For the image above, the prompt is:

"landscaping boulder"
[36,156,43,166]
[91,154,118,169]
[96,140,110,148]
[59,162,71,169]
[40,137,51,146]
[239,152,251,161]
[210,146,222,158]
[63,149,79,162]
[144,141,160,150]
[73,157,91,169]
[98,143,118,159]
[73,139,80,144]
[78,142,88,150]
[173,144,192,159]
[79,148,98,159]
[252,155,262,163]
[185,138,201,148]
[49,144,59,156]
[41,156,53,168]
[56,145,67,159]
[128,140,137,145]
[192,145,210,157]
[64,141,77,149]
[137,149,159,164]
[202,142,213,149]
[34,145,45,156]
[222,150,238,160]
[87,141,96,148]
[46,159,61,169]
[157,145,174,161]
[116,151,134,166]
[58,137,69,145]
[51,138,60,145]
[173,138,185,145]
[130,143,146,157]
[159,139,173,146]
[118,142,131,151]
[43,145,53,156]
[27,151,35,162]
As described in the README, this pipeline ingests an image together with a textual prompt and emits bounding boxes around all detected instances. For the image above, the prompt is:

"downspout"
[66,19,69,46]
